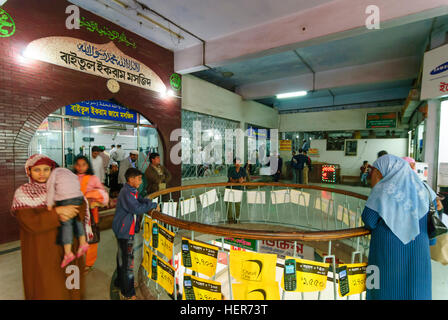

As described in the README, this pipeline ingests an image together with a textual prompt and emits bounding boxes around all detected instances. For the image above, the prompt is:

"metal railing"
[138,182,371,301]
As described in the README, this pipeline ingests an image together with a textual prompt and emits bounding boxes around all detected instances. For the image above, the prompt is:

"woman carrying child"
[11,154,86,299]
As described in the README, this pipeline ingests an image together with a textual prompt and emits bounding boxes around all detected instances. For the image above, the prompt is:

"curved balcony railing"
[136,182,371,301]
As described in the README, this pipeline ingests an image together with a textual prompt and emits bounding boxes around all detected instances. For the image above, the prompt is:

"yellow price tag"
[338,263,367,297]
[155,223,175,259]
[182,274,222,300]
[281,257,329,292]
[181,237,219,278]
[143,215,152,243]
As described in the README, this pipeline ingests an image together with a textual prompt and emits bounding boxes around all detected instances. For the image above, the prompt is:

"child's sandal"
[76,243,90,258]
[61,253,76,268]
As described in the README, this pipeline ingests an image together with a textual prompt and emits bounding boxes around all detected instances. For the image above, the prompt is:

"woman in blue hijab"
[362,154,437,300]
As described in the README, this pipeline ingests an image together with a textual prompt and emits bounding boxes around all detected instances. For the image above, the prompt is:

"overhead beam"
[235,56,419,100]
[174,0,448,74]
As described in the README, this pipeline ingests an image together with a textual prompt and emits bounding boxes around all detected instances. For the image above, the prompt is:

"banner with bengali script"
[182,274,222,300]
[338,263,367,297]
[181,238,219,278]
[65,100,137,123]
[258,240,314,260]
[146,247,175,295]
[229,250,277,283]
[23,37,166,93]
[232,281,280,300]
[281,257,329,292]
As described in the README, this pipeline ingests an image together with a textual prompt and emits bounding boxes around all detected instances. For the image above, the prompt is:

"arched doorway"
[28,100,163,198]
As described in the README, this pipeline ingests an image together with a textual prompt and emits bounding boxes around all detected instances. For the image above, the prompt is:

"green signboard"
[0,8,16,38]
[215,237,257,251]
[366,112,397,128]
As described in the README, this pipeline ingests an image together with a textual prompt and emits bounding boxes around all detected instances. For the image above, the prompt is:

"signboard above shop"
[366,112,397,128]
[422,43,448,100]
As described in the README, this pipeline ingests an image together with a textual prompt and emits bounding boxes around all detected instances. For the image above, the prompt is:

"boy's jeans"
[115,235,135,298]
[361,173,368,184]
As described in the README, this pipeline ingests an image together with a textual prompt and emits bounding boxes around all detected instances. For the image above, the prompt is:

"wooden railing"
[147,182,370,242]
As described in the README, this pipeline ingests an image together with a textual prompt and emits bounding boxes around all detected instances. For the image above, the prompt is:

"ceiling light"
[0,0,8,6]
[276,91,307,99]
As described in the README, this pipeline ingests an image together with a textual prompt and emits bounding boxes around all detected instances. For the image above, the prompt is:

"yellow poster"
[143,215,152,243]
[280,257,329,292]
[154,222,175,259]
[229,249,277,283]
[232,281,280,300]
[338,263,367,297]
[142,244,151,274]
[182,274,222,300]
[147,248,175,295]
[181,237,219,278]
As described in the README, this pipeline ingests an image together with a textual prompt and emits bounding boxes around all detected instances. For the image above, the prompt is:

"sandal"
[61,253,76,268]
[76,243,90,258]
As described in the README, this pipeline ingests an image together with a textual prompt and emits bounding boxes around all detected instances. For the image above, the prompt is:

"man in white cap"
[118,150,139,185]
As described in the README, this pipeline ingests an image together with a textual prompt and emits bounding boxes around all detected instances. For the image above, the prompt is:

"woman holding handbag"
[73,156,109,272]
[362,154,438,300]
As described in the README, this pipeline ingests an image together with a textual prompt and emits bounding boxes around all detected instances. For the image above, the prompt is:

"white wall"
[303,138,408,176]
[182,74,279,129]
[279,106,404,132]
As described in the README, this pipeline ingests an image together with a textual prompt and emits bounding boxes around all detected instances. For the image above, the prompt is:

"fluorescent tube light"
[276,91,307,99]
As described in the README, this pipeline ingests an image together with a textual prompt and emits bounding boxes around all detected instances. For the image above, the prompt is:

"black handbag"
[425,185,448,240]
[88,215,100,244]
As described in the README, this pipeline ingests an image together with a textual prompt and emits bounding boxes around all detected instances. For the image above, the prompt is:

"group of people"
[11,141,172,299]
[9,142,445,300]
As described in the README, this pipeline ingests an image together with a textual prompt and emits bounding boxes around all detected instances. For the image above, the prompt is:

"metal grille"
[181,110,240,180]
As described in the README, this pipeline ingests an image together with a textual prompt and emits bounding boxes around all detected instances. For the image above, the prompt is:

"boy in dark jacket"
[112,168,159,300]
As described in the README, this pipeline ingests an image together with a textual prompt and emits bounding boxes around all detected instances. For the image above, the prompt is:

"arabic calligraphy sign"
[0,8,15,38]
[79,16,136,48]
[24,37,166,94]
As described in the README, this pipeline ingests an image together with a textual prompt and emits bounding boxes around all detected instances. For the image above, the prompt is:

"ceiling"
[69,0,448,113]
[69,0,334,51]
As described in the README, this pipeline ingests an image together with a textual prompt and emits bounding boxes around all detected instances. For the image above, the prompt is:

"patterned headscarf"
[11,154,56,214]
[366,154,437,244]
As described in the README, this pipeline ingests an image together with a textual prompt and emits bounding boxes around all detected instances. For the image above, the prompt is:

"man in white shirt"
[113,144,126,165]
[91,146,106,184]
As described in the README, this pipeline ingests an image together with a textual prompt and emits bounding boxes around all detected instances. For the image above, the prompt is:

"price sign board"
[338,263,367,297]
[281,257,329,292]
[181,237,219,278]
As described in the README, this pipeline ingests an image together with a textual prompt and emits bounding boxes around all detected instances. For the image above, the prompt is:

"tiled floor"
[0,230,119,300]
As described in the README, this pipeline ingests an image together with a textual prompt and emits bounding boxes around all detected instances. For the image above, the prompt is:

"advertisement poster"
[181,238,219,278]
[153,222,175,259]
[281,257,329,292]
[229,250,277,283]
[182,274,222,300]
[337,263,367,297]
[145,247,175,295]
[232,281,280,300]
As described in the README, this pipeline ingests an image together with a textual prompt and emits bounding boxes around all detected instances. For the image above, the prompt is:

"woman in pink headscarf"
[11,154,86,300]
